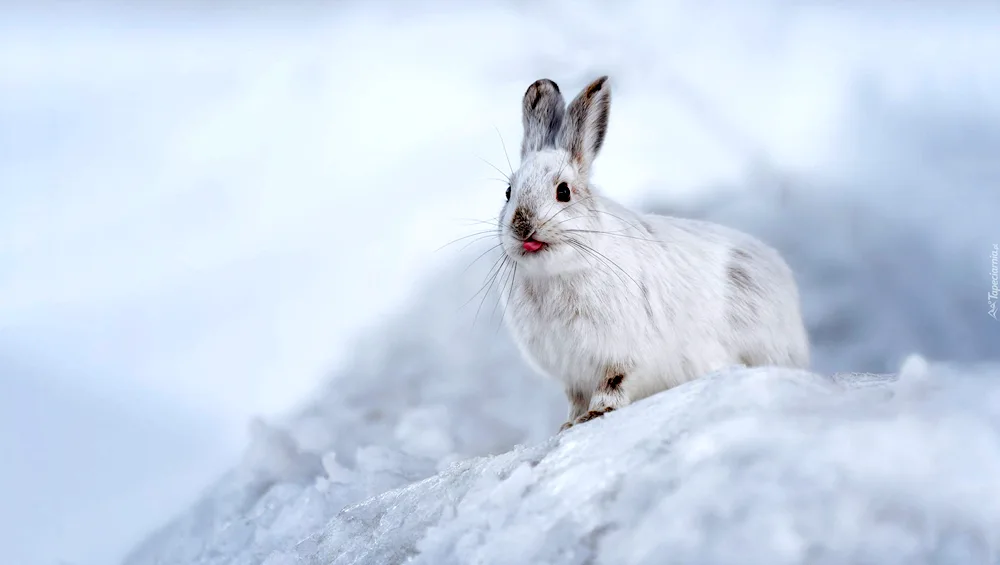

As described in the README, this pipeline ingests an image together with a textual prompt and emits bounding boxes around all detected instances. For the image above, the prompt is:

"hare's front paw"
[558,409,610,432]
[573,406,615,426]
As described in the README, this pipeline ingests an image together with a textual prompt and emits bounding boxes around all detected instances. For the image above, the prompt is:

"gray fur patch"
[726,248,762,327]
[728,264,756,293]
[727,248,763,298]
[640,282,655,324]
[521,79,565,158]
[732,247,753,262]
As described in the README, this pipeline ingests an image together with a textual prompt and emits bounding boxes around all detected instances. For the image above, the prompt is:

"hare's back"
[642,213,794,281]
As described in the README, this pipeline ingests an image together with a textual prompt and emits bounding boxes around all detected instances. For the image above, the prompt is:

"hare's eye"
[556,182,571,203]
[505,185,511,201]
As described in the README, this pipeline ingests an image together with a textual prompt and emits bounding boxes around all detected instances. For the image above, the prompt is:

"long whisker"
[564,238,601,271]
[543,192,618,231]
[457,236,501,255]
[494,125,514,176]
[478,156,510,183]
[476,256,510,327]
[491,255,517,326]
[436,229,500,252]
[575,239,642,291]
[450,217,500,227]
[469,257,508,327]
[541,194,601,227]
[555,151,571,183]
[528,173,610,236]
[463,221,500,230]
[544,194,648,234]
[562,229,658,242]
[566,239,630,289]
[523,154,574,229]
[461,251,507,312]
[460,242,503,275]
[591,209,648,233]
[567,236,643,292]
[497,262,517,335]
[548,207,650,238]
[535,191,596,232]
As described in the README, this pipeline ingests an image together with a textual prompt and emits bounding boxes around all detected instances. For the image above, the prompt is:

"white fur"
[497,77,810,431]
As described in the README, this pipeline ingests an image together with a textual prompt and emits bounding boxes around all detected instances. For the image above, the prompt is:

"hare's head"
[498,76,612,276]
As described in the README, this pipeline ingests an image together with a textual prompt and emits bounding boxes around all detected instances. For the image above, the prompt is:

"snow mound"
[126,361,1000,565]
[304,363,1000,565]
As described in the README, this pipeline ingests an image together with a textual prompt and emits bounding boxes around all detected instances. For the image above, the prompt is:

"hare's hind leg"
[573,363,634,426]
[559,387,591,432]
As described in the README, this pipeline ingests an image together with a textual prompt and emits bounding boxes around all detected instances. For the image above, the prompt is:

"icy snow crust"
[124,342,1000,565]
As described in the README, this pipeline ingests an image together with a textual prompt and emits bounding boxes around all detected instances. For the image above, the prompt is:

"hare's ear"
[559,76,610,177]
[521,79,565,159]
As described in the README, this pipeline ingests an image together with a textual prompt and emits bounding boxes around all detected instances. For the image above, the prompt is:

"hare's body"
[496,77,810,430]
[503,197,810,420]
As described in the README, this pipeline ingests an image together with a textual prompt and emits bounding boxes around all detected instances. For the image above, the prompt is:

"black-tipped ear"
[521,79,565,159]
[559,76,611,177]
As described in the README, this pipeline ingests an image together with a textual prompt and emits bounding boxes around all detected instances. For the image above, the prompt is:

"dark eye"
[556,182,570,202]
[505,185,511,201]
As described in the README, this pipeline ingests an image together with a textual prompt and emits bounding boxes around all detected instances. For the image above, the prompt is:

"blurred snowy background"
[2,1,999,564]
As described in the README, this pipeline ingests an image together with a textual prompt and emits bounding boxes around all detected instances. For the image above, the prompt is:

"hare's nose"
[511,207,534,241]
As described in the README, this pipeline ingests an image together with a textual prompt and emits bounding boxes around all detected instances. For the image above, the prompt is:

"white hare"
[497,76,810,431]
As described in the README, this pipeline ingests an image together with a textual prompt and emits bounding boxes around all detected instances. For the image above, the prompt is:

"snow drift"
[306,363,1000,565]
[125,353,1000,564]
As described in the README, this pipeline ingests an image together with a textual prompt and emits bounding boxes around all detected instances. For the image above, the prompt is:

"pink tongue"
[523,239,544,252]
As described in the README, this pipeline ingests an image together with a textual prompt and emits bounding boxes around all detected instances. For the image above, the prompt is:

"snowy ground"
[254,363,1000,565]
[2,1,999,564]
